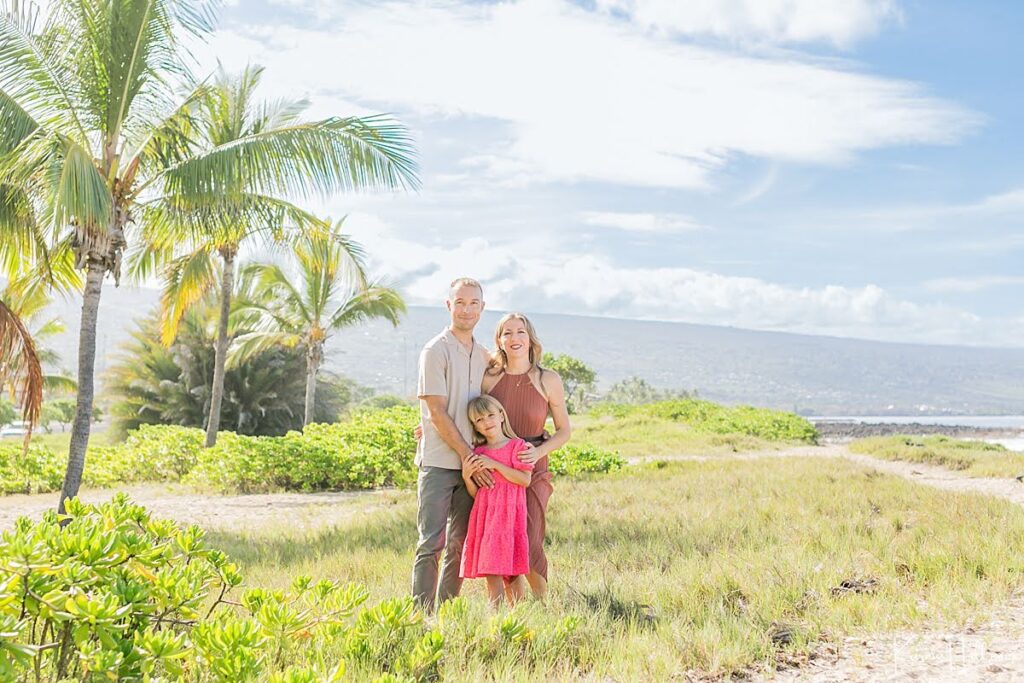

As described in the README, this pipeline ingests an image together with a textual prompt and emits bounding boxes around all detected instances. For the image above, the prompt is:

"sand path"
[0,484,399,532]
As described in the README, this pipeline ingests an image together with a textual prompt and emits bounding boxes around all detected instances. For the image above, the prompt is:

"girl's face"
[473,409,504,441]
[499,319,531,361]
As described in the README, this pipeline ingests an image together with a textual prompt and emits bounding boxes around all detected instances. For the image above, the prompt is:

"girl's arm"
[477,455,531,487]
[534,372,572,458]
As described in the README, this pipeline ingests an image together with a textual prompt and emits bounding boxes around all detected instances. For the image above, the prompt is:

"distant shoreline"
[813,420,1024,442]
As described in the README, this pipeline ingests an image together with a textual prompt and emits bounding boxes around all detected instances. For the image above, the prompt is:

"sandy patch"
[0,484,401,532]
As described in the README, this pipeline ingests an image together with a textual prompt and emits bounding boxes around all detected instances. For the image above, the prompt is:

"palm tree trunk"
[58,262,105,514]
[204,252,235,447]
[303,343,321,426]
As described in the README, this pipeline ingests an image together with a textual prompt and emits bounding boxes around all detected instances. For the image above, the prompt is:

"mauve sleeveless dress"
[487,371,554,581]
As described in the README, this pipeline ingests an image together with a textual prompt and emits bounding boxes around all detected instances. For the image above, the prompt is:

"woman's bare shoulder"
[539,368,563,388]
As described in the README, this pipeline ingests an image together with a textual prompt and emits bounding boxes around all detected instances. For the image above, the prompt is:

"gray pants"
[411,466,473,613]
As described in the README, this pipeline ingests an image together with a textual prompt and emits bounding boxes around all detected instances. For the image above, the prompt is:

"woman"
[475,312,571,600]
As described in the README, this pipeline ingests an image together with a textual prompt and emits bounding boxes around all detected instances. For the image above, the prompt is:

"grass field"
[851,435,1024,478]
[207,457,1024,680]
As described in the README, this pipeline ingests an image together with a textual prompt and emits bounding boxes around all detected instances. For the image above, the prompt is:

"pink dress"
[460,438,533,578]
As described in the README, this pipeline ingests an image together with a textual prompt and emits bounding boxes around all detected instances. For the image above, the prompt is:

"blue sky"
[193,0,1024,346]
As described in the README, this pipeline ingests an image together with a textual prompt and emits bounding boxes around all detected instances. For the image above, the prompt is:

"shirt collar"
[444,328,486,357]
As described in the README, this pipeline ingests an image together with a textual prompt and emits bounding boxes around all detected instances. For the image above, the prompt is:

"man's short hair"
[448,277,483,299]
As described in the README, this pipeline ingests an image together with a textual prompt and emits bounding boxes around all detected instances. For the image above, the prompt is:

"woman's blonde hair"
[488,312,543,375]
[467,395,518,446]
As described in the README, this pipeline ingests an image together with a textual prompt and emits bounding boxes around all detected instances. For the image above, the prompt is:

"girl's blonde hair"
[467,395,518,446]
[488,312,543,375]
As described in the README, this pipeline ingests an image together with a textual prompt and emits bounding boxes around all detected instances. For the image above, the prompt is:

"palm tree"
[137,63,417,447]
[0,0,418,511]
[232,220,405,425]
[107,280,346,437]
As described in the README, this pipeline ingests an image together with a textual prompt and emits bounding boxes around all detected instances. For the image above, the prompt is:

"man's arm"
[421,395,474,462]
[421,399,495,488]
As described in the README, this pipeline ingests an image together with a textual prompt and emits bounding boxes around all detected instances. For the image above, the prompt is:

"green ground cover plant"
[547,444,626,476]
[851,435,1024,478]
[3,494,530,682]
[577,399,817,457]
[572,412,780,457]
[209,457,1024,680]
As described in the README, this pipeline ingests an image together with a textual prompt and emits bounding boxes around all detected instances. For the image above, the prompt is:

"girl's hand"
[476,456,502,470]
[413,423,424,441]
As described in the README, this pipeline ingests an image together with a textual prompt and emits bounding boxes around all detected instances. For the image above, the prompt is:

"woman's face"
[499,319,531,360]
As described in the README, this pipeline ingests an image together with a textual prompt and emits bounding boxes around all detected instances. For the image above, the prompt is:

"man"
[412,277,533,612]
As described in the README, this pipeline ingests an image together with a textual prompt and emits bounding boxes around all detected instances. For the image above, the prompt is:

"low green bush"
[548,444,626,476]
[590,399,818,443]
[184,406,420,493]
[0,442,64,494]
[0,496,587,682]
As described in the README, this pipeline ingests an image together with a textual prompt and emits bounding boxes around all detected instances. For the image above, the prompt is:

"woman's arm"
[477,455,531,487]
[534,372,572,458]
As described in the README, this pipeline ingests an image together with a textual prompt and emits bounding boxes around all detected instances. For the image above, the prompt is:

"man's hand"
[516,441,540,465]
[413,423,424,441]
[464,454,495,488]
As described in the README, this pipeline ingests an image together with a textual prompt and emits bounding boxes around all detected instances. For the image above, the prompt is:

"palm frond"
[0,1,89,142]
[227,329,299,369]
[123,77,210,181]
[138,191,327,250]
[124,235,175,284]
[158,114,420,202]
[0,298,42,425]
[0,182,47,277]
[159,244,216,345]
[42,373,76,392]
[0,88,39,155]
[240,262,311,326]
[327,283,406,331]
[52,139,111,229]
[57,0,218,144]
[34,316,64,339]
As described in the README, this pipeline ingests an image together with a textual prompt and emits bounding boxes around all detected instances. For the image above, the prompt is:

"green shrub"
[548,444,626,476]
[589,399,817,443]
[120,424,205,481]
[185,406,420,493]
[0,442,64,494]
[0,497,592,682]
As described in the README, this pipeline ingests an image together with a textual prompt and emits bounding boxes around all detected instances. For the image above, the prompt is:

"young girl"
[460,395,534,607]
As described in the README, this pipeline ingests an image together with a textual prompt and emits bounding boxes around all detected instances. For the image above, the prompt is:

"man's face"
[446,284,484,333]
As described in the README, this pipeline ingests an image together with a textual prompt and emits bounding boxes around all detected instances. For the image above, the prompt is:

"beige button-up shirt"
[416,328,489,469]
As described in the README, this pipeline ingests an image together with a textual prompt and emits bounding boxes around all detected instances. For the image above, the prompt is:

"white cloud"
[342,211,1022,347]
[594,0,901,48]
[924,275,1024,293]
[580,211,709,233]
[202,0,976,190]
[859,187,1024,232]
